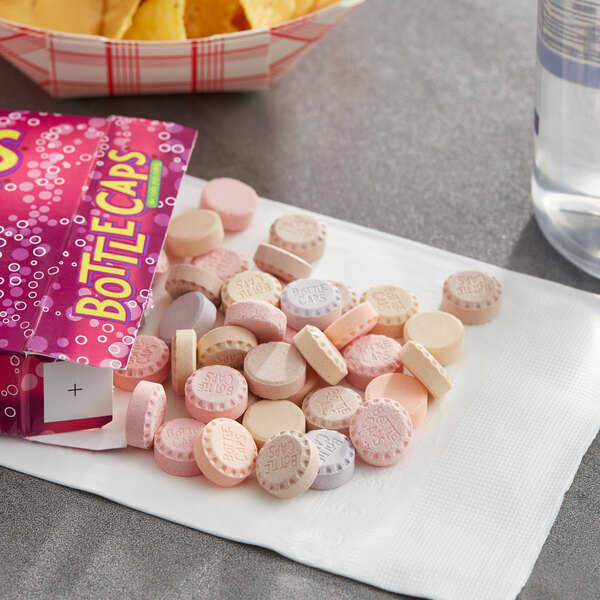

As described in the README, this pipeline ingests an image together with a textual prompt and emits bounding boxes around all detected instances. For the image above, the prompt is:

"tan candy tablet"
[243,342,307,400]
[221,270,282,311]
[256,430,320,499]
[403,310,464,365]
[293,325,348,385]
[302,386,362,435]
[193,418,257,487]
[254,243,312,282]
[197,326,258,369]
[365,373,428,427]
[328,280,359,314]
[398,341,451,399]
[171,329,197,395]
[362,285,418,338]
[166,209,224,258]
[242,400,306,448]
[442,270,502,324]
[165,264,223,305]
[269,213,327,262]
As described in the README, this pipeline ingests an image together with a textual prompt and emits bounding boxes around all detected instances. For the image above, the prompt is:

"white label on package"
[43,362,113,423]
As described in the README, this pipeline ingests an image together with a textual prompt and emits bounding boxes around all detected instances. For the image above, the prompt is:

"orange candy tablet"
[364,373,428,427]
[166,209,224,258]
[193,418,257,487]
[323,301,379,349]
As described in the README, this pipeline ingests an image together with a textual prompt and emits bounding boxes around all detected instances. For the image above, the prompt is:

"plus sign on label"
[43,362,113,424]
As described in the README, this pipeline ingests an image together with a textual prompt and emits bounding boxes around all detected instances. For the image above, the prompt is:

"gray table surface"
[1,1,598,598]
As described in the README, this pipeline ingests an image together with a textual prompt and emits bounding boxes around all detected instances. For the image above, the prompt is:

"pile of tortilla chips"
[0,0,338,40]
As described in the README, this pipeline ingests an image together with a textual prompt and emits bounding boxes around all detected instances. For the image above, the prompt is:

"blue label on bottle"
[537,0,600,88]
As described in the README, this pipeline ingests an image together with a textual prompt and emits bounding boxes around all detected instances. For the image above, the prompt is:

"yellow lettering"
[74,297,127,322]
[107,149,148,166]
[95,191,144,216]
[93,276,132,300]
[0,129,23,174]
[108,232,146,256]
[108,163,148,181]
[92,237,139,266]
[90,217,136,237]
[77,252,127,285]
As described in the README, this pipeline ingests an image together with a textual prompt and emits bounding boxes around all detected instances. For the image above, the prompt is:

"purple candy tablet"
[306,429,355,490]
[280,278,342,331]
[158,291,217,344]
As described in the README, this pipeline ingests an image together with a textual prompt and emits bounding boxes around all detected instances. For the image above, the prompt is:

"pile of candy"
[117,177,502,499]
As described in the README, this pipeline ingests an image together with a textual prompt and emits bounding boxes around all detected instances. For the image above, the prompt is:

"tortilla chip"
[240,0,296,29]
[124,0,186,40]
[33,0,104,35]
[103,0,142,39]
[0,0,36,26]
[184,0,243,39]
[293,0,315,18]
[313,0,337,10]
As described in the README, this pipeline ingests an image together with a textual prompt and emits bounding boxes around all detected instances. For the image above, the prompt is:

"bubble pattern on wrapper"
[0,111,196,375]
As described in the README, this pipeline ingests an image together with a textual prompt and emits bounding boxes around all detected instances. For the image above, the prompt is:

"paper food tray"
[0,0,363,98]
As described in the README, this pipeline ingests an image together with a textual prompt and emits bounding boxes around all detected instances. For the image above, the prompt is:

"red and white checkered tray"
[0,0,362,98]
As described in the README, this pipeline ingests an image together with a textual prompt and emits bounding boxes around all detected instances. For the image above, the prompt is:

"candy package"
[0,110,196,441]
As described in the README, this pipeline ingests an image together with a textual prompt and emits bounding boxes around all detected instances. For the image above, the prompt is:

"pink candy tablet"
[349,398,413,467]
[193,418,258,487]
[280,278,342,331]
[442,270,502,324]
[113,335,170,391]
[342,334,403,390]
[200,178,258,232]
[191,246,248,281]
[306,429,355,490]
[154,418,205,477]
[125,381,167,449]
[158,291,217,344]
[185,365,248,423]
[224,299,287,343]
[243,341,307,400]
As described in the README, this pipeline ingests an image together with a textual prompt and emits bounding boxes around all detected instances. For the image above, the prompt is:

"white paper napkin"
[1,176,599,600]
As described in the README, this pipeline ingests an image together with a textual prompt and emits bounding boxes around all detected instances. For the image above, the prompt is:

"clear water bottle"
[532,0,600,278]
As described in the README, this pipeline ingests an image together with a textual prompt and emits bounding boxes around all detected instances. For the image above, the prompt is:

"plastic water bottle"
[532,0,600,278]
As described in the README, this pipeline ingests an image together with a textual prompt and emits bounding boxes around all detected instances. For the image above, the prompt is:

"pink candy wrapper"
[0,110,197,437]
[0,1,363,98]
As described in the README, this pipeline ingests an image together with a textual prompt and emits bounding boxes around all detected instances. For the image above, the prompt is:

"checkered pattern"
[0,0,362,98]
